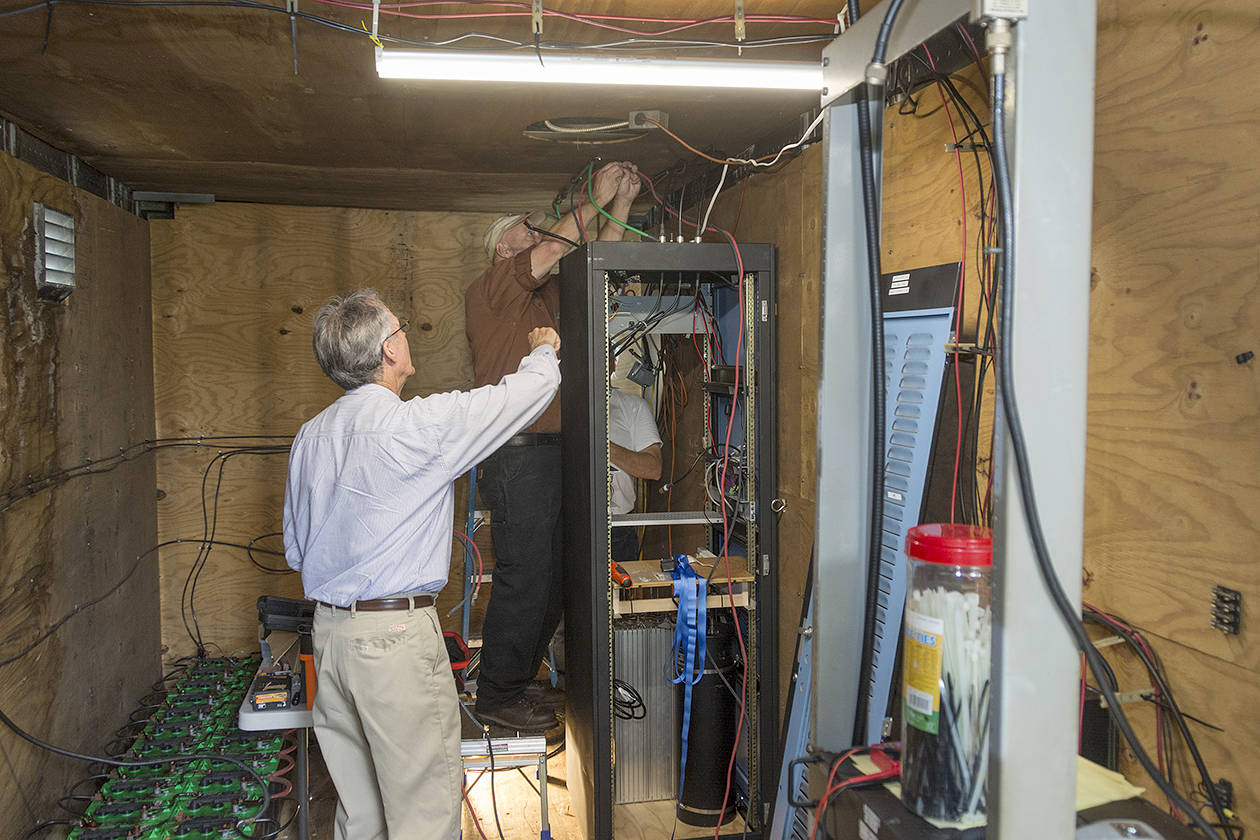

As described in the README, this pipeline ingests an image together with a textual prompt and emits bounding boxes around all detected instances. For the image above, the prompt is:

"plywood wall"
[709,6,1259,829]
[700,152,822,718]
[149,203,501,656]
[1084,0,1260,825]
[0,151,158,831]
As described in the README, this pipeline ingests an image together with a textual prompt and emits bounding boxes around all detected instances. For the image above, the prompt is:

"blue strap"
[665,554,707,805]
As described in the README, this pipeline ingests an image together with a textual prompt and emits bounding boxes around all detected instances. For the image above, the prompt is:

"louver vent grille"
[861,264,959,745]
[34,203,75,301]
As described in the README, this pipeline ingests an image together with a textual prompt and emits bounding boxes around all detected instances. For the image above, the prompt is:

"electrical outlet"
[1210,585,1242,635]
[1213,777,1234,811]
[628,109,668,129]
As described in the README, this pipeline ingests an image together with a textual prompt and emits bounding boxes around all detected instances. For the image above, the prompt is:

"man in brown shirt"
[466,160,641,730]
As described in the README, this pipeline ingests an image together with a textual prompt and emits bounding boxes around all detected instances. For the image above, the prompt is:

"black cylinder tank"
[676,609,741,827]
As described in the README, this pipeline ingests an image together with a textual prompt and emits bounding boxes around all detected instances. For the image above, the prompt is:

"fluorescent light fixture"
[376,48,823,90]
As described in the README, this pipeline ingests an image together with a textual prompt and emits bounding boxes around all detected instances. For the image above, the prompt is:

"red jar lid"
[905,523,993,567]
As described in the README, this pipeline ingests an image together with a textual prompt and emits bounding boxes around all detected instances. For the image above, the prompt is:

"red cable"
[806,747,865,840]
[642,170,749,834]
[1083,603,1176,816]
[265,775,294,799]
[923,43,967,525]
[462,782,491,840]
[305,0,836,36]
[814,767,900,836]
[574,177,590,244]
[956,22,990,93]
[1079,653,1086,753]
[709,230,748,840]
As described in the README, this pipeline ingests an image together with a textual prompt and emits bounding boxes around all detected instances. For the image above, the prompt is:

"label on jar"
[903,609,944,734]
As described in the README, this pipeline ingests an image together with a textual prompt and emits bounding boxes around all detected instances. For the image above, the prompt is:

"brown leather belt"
[317,595,435,611]
[502,433,562,447]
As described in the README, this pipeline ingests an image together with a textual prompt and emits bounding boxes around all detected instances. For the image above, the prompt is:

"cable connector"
[984,17,1014,75]
[864,61,888,88]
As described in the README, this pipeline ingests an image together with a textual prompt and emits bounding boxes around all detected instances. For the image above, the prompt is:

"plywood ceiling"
[0,1,843,211]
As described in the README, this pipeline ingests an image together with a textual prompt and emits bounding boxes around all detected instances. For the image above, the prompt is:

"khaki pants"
[312,603,462,840]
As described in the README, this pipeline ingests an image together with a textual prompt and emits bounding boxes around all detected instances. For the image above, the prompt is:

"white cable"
[697,164,730,240]
[543,119,631,133]
[725,110,826,168]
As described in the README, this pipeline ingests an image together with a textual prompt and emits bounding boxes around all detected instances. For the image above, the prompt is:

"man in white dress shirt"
[608,367,663,567]
[283,289,561,840]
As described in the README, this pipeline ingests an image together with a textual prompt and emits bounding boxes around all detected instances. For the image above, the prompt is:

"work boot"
[476,695,557,732]
[523,680,565,711]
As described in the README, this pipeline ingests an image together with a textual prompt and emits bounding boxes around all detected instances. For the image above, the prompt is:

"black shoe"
[523,680,565,710]
[476,696,557,732]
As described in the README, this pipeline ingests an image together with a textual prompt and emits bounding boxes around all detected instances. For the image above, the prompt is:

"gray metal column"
[810,97,879,751]
[813,0,972,754]
[989,3,1097,838]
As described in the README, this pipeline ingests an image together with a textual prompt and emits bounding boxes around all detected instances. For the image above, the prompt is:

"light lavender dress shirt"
[283,345,560,606]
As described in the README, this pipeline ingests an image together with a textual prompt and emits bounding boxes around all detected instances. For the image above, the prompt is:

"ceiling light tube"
[375,48,823,90]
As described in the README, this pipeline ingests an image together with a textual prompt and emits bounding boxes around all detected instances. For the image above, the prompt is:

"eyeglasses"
[384,319,409,343]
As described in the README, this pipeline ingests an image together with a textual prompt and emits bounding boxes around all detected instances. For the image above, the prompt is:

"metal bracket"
[820,0,971,106]
[287,0,299,75]
[1098,689,1152,709]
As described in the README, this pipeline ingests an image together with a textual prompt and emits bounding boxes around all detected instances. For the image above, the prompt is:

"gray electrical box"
[972,0,1029,20]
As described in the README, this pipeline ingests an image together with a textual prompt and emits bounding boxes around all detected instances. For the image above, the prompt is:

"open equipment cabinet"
[559,240,779,839]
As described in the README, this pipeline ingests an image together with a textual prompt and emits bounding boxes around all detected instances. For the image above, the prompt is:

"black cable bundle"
[613,678,647,720]
[901,677,991,820]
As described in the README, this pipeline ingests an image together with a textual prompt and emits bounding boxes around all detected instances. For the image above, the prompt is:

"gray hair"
[312,289,394,390]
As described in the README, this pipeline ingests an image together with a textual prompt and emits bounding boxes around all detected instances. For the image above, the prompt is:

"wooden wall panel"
[151,203,502,655]
[705,151,823,718]
[1085,0,1260,824]
[0,151,157,833]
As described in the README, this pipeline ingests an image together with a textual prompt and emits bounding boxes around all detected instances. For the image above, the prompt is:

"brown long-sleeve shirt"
[465,247,561,434]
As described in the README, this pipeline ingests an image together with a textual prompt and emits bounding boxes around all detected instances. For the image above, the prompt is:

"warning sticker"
[903,610,944,734]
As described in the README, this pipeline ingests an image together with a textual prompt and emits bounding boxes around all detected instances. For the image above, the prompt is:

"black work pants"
[610,527,639,568]
[475,442,564,711]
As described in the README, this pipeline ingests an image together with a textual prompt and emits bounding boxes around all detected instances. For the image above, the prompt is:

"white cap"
[483,213,527,263]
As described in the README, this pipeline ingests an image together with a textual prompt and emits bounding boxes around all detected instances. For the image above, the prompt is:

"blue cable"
[665,554,707,813]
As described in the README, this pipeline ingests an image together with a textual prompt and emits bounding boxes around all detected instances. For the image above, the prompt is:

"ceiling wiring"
[0,0,839,53]
[298,1,839,38]
[645,111,824,169]
[542,118,630,133]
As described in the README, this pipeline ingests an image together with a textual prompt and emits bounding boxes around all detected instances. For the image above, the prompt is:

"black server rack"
[559,241,778,839]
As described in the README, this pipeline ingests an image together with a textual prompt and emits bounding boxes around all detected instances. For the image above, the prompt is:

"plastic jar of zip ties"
[901,523,993,823]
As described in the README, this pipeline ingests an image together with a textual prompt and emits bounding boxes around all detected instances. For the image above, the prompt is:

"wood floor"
[280,737,747,840]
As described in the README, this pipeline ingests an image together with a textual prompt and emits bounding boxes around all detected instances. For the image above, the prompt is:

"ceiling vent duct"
[523,117,648,145]
[33,203,76,301]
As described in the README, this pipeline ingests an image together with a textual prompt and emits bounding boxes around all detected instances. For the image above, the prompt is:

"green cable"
[586,164,652,240]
